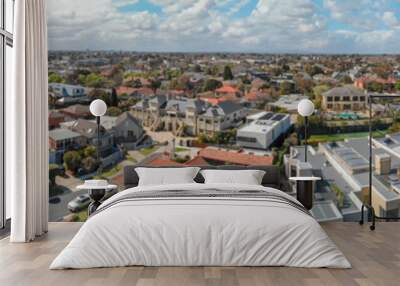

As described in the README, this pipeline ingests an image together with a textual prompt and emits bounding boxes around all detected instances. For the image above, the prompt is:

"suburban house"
[237,112,292,150]
[197,101,245,136]
[49,83,86,97]
[321,86,367,112]
[268,94,308,113]
[49,128,86,163]
[131,96,245,136]
[195,148,273,166]
[113,112,148,149]
[61,104,92,120]
[48,110,65,129]
[215,85,241,97]
[354,77,397,90]
[68,119,114,158]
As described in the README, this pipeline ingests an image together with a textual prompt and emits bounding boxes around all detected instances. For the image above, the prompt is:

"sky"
[47,0,400,54]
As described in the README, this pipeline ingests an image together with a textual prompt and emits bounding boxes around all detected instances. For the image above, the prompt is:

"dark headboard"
[123,165,282,189]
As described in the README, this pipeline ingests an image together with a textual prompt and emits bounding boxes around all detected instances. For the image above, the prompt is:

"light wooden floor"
[0,222,399,286]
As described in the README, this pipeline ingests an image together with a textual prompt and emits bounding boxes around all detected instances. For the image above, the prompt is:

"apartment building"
[285,138,400,221]
[236,112,291,150]
[321,86,367,111]
[49,83,86,97]
[131,95,245,136]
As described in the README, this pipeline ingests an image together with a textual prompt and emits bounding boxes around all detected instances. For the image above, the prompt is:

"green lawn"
[71,210,88,222]
[98,165,122,178]
[308,130,388,144]
[139,146,159,156]
[126,154,137,163]
[175,147,188,153]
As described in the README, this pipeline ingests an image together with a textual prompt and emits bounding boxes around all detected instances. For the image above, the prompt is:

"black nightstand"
[289,177,321,210]
[77,181,117,216]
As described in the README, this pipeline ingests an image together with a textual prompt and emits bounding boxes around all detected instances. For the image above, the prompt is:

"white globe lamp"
[297,99,315,117]
[89,99,107,165]
[297,99,314,162]
[90,99,107,117]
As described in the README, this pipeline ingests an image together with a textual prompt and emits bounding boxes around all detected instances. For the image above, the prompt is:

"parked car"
[68,194,91,213]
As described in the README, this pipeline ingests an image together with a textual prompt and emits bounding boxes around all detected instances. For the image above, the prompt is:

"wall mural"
[47,0,400,222]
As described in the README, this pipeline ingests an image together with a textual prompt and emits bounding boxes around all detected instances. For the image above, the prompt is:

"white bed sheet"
[50,183,351,269]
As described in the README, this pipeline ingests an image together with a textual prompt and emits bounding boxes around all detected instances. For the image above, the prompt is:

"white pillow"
[135,167,201,186]
[200,169,266,185]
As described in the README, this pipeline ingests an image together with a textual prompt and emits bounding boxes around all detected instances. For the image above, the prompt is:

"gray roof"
[292,146,362,214]
[149,94,167,107]
[165,98,207,114]
[62,104,90,115]
[203,101,243,117]
[70,119,104,138]
[323,138,400,201]
[115,111,141,127]
[269,94,308,111]
[322,86,365,98]
[49,128,81,141]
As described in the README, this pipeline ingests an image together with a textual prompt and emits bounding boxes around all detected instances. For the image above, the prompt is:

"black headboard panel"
[123,165,281,189]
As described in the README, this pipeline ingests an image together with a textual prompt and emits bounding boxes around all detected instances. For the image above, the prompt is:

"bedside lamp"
[297,99,314,162]
[90,99,107,163]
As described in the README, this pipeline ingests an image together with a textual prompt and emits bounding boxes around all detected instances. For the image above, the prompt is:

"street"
[49,189,87,221]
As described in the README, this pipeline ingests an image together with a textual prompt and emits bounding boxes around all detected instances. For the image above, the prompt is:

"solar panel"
[333,147,369,169]
[260,113,274,120]
[272,114,285,121]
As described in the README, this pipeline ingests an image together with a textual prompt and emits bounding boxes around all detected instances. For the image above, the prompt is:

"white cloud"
[383,11,400,27]
[47,0,400,53]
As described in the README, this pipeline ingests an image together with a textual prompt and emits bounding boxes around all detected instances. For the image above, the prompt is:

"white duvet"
[50,183,351,269]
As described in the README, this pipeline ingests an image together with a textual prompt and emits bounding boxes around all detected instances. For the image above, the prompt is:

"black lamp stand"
[304,116,308,162]
[359,94,400,230]
[87,115,105,216]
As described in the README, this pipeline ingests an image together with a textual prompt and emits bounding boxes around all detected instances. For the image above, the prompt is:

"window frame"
[1,0,14,230]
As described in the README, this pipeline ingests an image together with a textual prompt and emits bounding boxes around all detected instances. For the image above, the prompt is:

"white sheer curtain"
[8,0,49,242]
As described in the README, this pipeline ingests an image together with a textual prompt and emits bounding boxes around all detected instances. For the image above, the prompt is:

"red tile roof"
[143,153,185,167]
[216,86,240,94]
[245,92,258,101]
[185,156,210,166]
[197,148,273,166]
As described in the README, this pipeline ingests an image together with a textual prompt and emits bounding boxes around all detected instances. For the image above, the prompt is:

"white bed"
[50,183,351,269]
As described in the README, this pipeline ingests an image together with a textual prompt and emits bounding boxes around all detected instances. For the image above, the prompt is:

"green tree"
[223,65,234,80]
[193,64,202,72]
[150,79,162,93]
[206,66,219,76]
[304,64,323,76]
[85,73,108,88]
[259,83,271,90]
[83,145,97,158]
[107,106,123,116]
[203,79,223,91]
[89,89,110,104]
[313,85,330,109]
[48,73,64,83]
[279,81,295,95]
[109,87,118,107]
[130,79,142,88]
[82,157,99,173]
[342,76,353,84]
[63,151,82,173]
[368,82,384,92]
[396,81,400,91]
[389,122,400,133]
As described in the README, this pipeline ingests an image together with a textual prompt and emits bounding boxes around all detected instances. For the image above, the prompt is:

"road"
[49,189,87,221]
